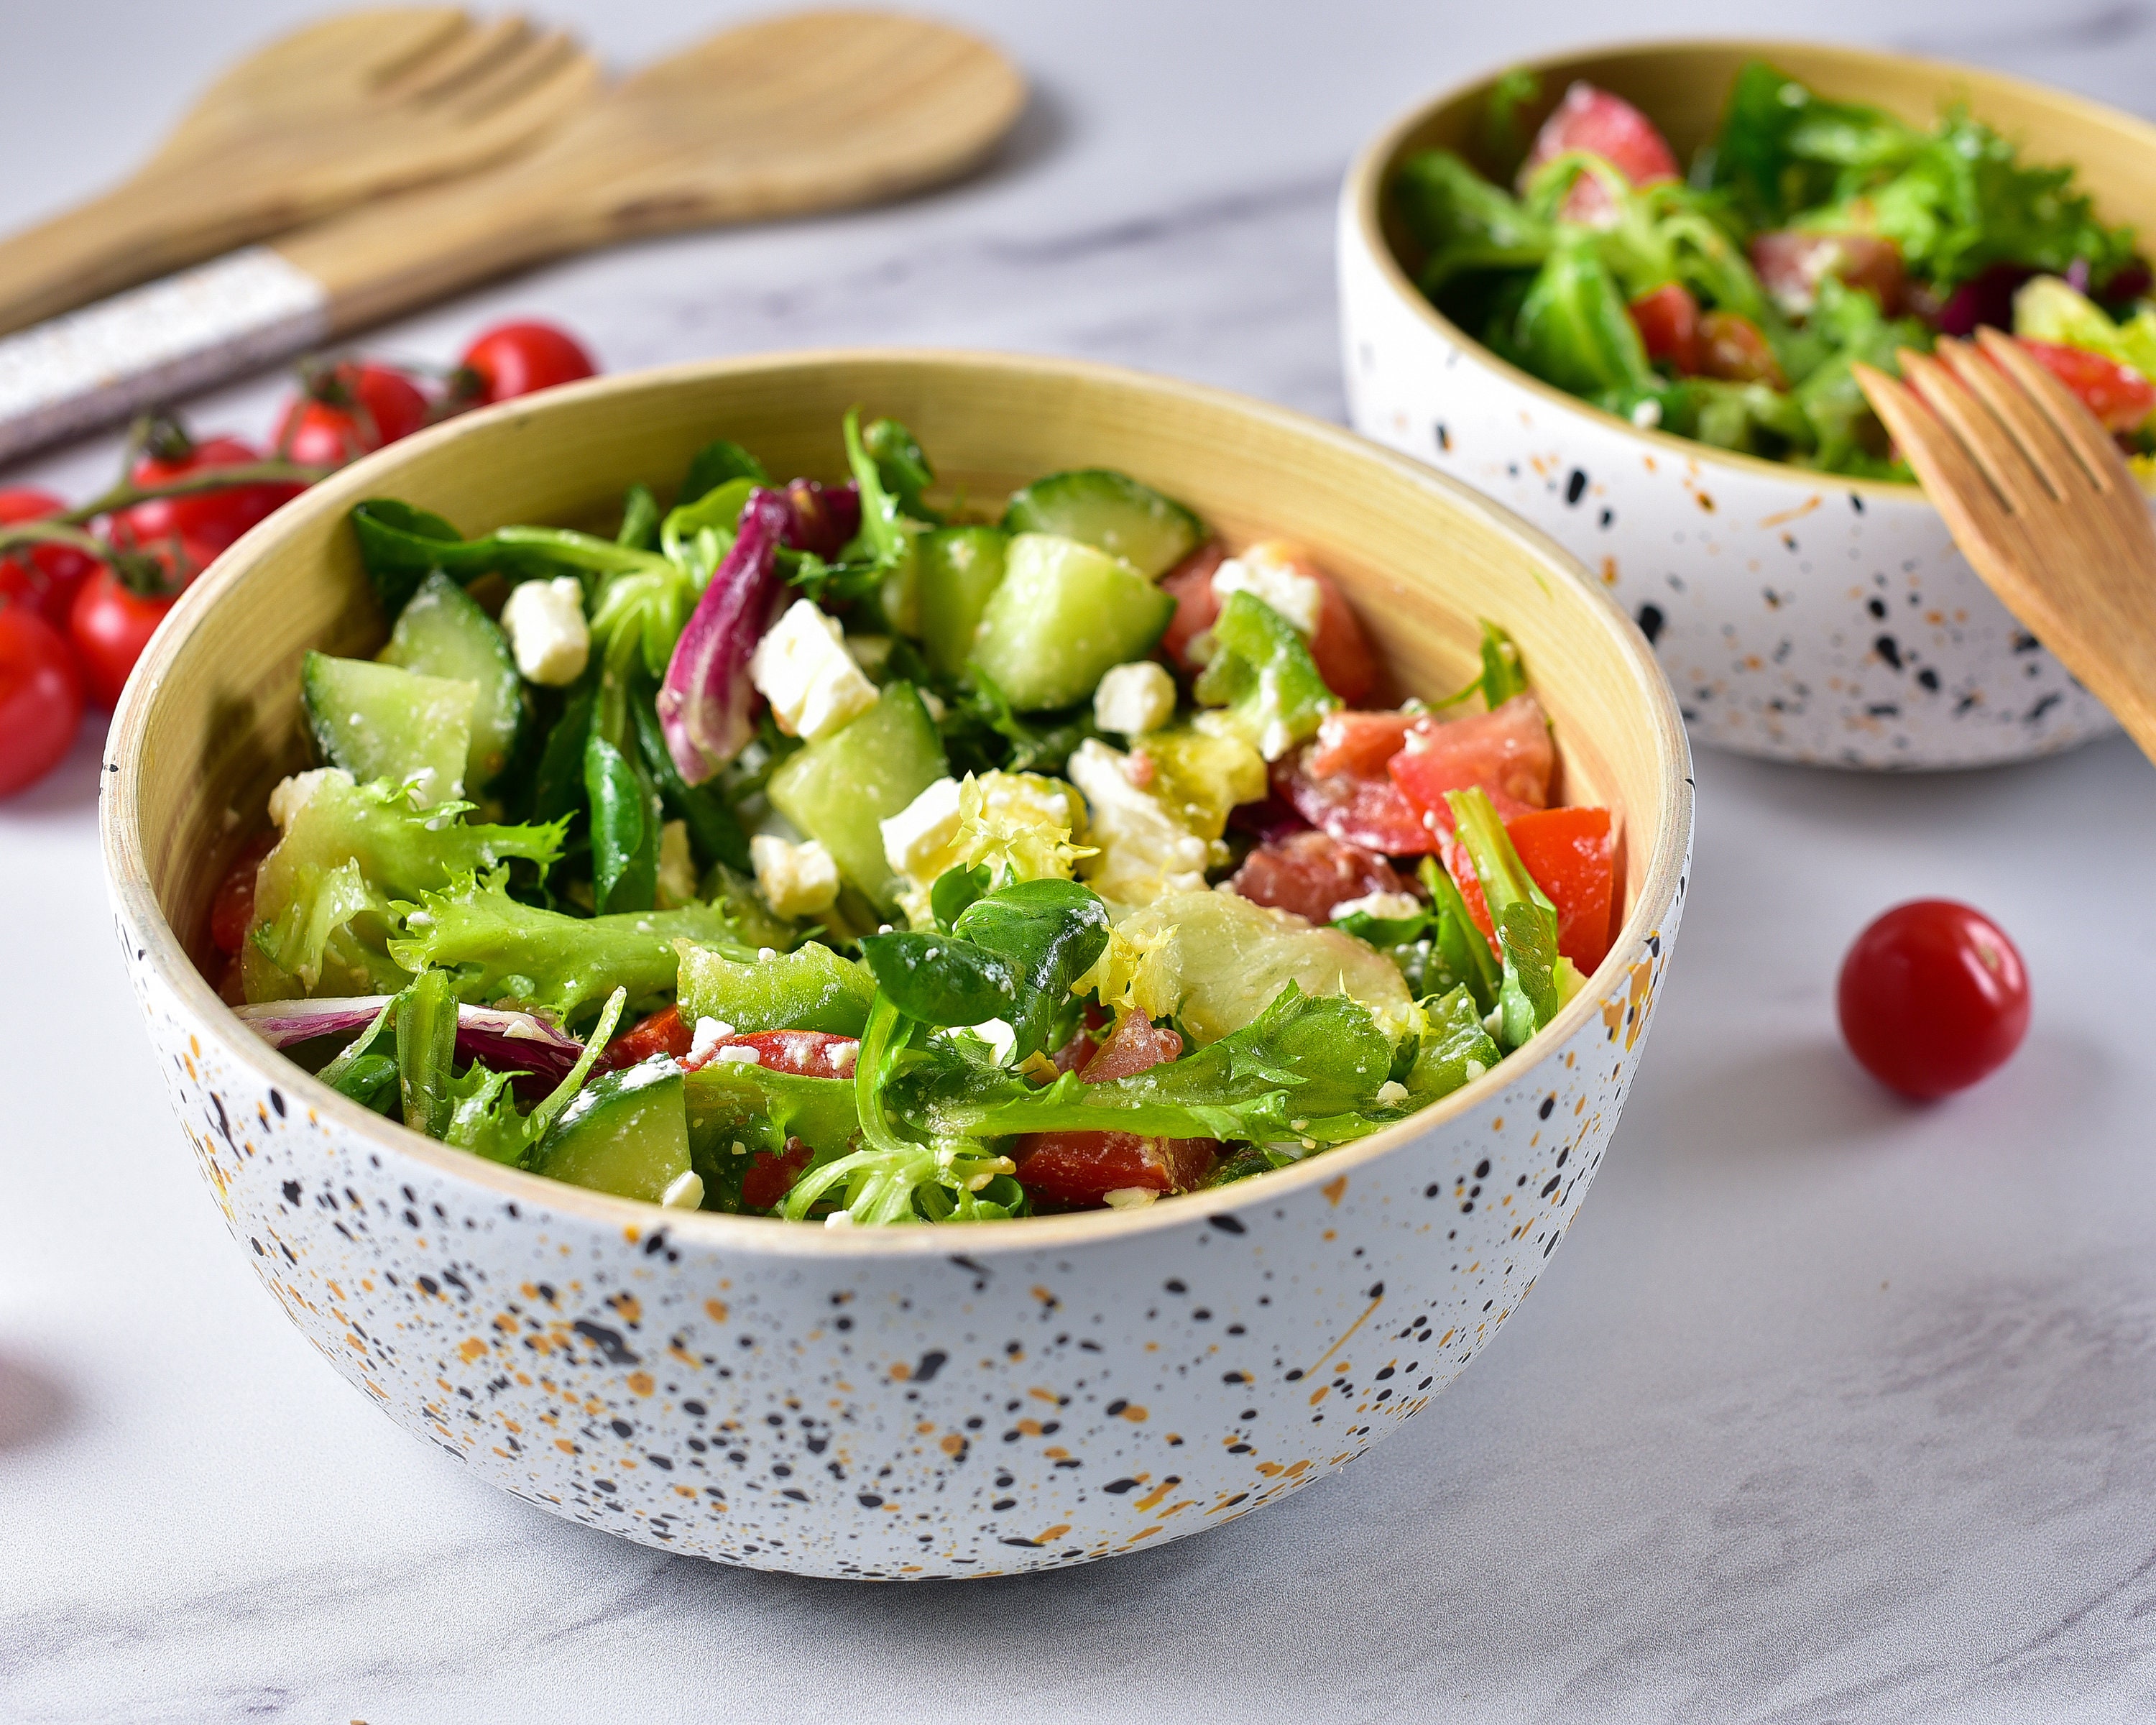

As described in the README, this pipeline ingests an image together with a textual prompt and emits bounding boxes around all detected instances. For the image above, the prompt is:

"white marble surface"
[4,1,2156,1719]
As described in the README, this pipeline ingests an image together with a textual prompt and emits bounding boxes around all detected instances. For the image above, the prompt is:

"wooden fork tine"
[1853,361,2012,528]
[1896,346,2052,519]
[1974,326,2141,497]
[382,14,535,103]
[364,11,476,91]
[445,27,585,118]
[1933,335,2078,503]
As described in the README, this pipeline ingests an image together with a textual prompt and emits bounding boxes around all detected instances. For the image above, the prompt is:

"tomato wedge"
[597,1003,693,1072]
[2015,339,2156,433]
[696,1029,860,1080]
[1521,81,1679,226]
[208,831,280,954]
[1697,312,1787,388]
[742,1138,814,1210]
[1506,806,1615,971]
[1629,282,1702,373]
[1751,231,1907,316]
[1273,746,1437,855]
[1014,1016,1215,1207]
[1228,829,1409,924]
[1157,541,1378,704]
[1387,694,1554,822]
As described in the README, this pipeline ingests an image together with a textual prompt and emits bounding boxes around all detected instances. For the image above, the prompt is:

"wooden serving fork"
[1854,328,2156,765]
[0,9,599,335]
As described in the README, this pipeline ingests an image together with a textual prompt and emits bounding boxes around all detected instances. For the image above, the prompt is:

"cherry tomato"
[1505,806,1615,971]
[1629,282,1702,373]
[459,321,596,405]
[1697,312,1787,388]
[70,561,190,708]
[1228,829,1408,924]
[1014,1016,1214,1206]
[1157,540,1378,703]
[1838,901,2030,1100]
[1750,231,1907,317]
[741,1138,814,1210]
[1159,543,1227,669]
[0,602,85,797]
[276,363,430,468]
[2014,340,2156,433]
[208,831,281,954]
[111,435,301,556]
[1521,82,1679,225]
[1387,693,1554,824]
[0,489,99,628]
[596,1003,694,1073]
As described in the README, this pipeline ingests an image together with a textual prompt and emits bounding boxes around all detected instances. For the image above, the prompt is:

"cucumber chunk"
[968,534,1176,712]
[301,651,474,807]
[919,525,1008,677]
[533,1059,691,1204]
[379,571,522,791]
[767,683,947,911]
[677,940,875,1035]
[1002,469,1204,579]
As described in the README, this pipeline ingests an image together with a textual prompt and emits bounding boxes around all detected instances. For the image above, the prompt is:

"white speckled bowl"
[1340,40,2156,768]
[102,351,1690,1578]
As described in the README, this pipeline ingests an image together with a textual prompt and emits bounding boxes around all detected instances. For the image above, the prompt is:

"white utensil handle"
[0,248,329,465]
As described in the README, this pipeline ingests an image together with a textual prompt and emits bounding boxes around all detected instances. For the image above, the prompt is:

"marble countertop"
[5,1,2156,1719]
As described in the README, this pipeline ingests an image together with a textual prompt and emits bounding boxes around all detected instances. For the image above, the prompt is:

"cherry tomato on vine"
[0,488,99,628]
[276,362,430,467]
[459,321,596,404]
[0,602,85,796]
[110,433,301,556]
[1838,900,2030,1100]
[69,548,206,708]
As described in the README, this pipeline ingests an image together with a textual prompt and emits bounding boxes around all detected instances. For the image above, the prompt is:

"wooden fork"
[1854,328,2156,764]
[0,9,598,336]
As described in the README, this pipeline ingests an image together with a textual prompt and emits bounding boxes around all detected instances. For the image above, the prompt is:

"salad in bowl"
[216,410,1618,1227]
[1393,58,2156,478]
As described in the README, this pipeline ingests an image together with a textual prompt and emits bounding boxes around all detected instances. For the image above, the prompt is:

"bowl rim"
[1342,33,2156,502]
[103,346,1692,1259]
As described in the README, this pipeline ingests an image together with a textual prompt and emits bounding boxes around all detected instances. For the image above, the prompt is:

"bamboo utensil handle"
[0,9,1024,465]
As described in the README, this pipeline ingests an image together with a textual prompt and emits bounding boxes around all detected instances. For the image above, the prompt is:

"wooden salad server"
[1855,330,2156,765]
[0,9,599,335]
[0,9,1026,464]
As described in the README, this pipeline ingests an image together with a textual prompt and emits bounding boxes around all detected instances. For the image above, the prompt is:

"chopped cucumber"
[379,571,522,790]
[677,940,875,1036]
[1002,469,1204,579]
[767,683,947,911]
[918,525,1008,677]
[968,534,1175,712]
[301,651,474,807]
[533,1059,691,1204]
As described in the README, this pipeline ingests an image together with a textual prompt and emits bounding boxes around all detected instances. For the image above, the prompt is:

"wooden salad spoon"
[1855,328,2156,766]
[0,9,599,335]
[0,9,1026,463]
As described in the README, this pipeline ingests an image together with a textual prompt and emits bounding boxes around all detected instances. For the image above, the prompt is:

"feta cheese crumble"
[1092,660,1177,737]
[880,776,963,880]
[750,832,840,918]
[748,598,880,741]
[1212,543,1323,637]
[660,1169,705,1209]
[1374,1080,1410,1106]
[499,576,590,686]
[1330,890,1422,924]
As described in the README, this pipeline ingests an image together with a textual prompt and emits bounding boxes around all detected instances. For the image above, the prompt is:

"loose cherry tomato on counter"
[109,432,301,555]
[0,489,100,628]
[1838,900,2030,1100]
[459,321,596,405]
[0,602,85,796]
[70,549,205,708]
[276,362,430,467]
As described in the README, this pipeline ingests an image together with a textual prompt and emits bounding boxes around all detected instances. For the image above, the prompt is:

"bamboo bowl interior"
[1360,38,2156,492]
[114,350,1684,1005]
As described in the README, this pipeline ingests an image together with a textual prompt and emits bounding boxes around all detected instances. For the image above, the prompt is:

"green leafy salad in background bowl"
[1392,56,2156,477]
[215,410,1623,1226]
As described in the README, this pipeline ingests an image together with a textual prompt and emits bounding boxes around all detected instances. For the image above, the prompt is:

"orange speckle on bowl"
[1033,1524,1072,1545]
[1321,1175,1348,1207]
[1600,556,1618,586]
[889,1361,911,1381]
[941,1434,967,1456]
[1133,1477,1180,1511]
[457,1338,487,1363]
[627,1372,655,1397]
[1017,1418,1044,1436]
[622,1225,640,1246]
[1028,1386,1060,1404]
[1118,1403,1148,1423]
[704,1299,728,1323]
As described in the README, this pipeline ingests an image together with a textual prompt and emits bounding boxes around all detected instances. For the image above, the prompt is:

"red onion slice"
[655,486,792,786]
[234,997,585,1095]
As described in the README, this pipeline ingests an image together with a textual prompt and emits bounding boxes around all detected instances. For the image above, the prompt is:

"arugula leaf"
[318,995,400,1111]
[630,694,750,875]
[349,500,664,618]
[1394,148,1554,295]
[584,730,660,915]
[863,418,941,524]
[1508,236,1657,397]
[1406,984,1503,1098]
[616,484,660,552]
[1478,67,1544,181]
[679,439,768,507]
[395,968,459,1139]
[1445,787,1565,1049]
[1419,855,1502,1014]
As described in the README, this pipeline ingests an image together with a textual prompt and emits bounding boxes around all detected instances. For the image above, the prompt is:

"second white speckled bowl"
[103,351,1690,1578]
[1340,39,2156,769]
